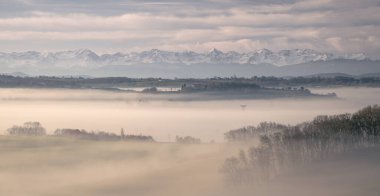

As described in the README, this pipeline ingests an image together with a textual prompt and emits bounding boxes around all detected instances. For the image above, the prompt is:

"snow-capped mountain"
[0,48,370,69]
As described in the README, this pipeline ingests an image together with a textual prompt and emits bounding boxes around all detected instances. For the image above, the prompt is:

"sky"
[0,0,379,58]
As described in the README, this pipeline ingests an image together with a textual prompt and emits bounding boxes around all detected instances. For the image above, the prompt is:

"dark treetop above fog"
[0,75,379,89]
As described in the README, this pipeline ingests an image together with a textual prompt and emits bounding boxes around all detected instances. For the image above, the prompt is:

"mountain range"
[0,48,378,78]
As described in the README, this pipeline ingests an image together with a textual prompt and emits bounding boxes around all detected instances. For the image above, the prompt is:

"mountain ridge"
[1,49,378,78]
[0,48,370,68]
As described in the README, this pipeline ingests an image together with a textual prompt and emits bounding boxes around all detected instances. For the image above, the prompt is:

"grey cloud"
[0,0,296,17]
[0,0,379,58]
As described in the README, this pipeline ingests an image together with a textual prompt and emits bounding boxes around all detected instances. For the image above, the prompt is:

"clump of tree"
[176,136,201,144]
[54,128,154,142]
[6,122,46,136]
[225,122,288,142]
[142,87,158,93]
[221,105,380,184]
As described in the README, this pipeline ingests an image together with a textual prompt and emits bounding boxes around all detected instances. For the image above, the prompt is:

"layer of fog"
[0,137,235,196]
[1,87,379,195]
[223,145,380,196]
[1,137,379,196]
[0,87,379,142]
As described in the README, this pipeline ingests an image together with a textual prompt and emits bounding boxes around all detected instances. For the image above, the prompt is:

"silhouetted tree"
[54,128,154,142]
[222,105,380,184]
[7,122,46,136]
[176,136,201,144]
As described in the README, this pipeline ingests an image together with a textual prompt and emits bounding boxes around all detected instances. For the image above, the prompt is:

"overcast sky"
[0,0,379,58]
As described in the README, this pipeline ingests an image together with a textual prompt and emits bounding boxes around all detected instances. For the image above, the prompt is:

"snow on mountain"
[0,48,371,69]
[341,53,368,61]
[42,49,101,68]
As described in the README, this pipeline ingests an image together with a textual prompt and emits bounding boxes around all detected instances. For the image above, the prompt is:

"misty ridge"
[3,74,380,102]
[222,105,380,184]
[2,74,379,89]
[0,75,349,101]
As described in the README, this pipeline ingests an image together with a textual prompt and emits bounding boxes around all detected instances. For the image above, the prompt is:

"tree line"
[5,122,202,143]
[1,74,380,89]
[5,122,154,142]
[221,105,380,184]
[54,129,154,142]
[6,122,46,136]
[176,136,201,144]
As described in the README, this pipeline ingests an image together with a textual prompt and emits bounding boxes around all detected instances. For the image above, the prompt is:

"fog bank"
[0,87,379,142]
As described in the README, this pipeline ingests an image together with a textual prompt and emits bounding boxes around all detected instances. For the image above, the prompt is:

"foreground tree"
[221,105,380,184]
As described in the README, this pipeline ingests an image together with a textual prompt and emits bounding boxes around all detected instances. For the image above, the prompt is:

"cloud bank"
[0,0,379,58]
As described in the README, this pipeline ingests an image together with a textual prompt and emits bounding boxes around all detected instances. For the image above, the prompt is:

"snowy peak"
[208,48,223,55]
[0,48,371,68]
[256,48,273,55]
[40,49,102,68]
[53,49,99,60]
